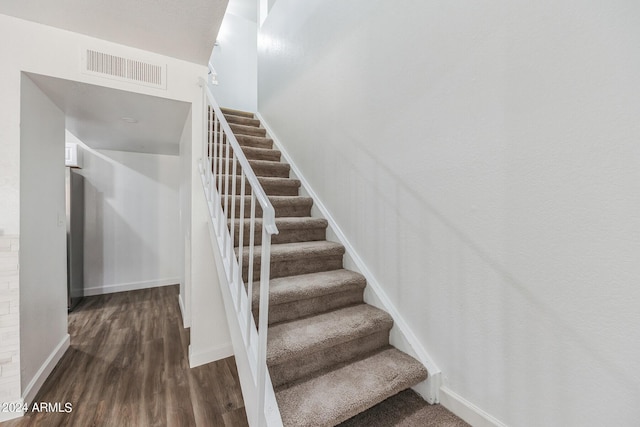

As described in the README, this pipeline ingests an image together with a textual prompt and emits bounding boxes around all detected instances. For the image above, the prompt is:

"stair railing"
[198,79,279,427]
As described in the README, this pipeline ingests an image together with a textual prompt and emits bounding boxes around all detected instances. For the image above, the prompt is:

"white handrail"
[198,79,280,427]
[204,85,278,235]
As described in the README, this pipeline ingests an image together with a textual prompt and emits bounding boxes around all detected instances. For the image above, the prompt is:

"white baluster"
[246,193,256,347]
[257,228,272,427]
[230,153,238,281]
[238,169,246,315]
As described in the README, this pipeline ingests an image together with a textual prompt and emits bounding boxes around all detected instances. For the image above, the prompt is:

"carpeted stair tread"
[253,269,364,308]
[236,145,281,161]
[220,107,254,118]
[239,241,345,280]
[231,123,267,137]
[247,159,290,178]
[260,177,301,195]
[271,240,344,260]
[220,176,300,196]
[230,216,327,230]
[338,389,470,427]
[259,177,301,196]
[251,269,366,326]
[241,240,345,262]
[267,304,392,366]
[231,217,328,246]
[216,144,281,161]
[226,195,313,218]
[225,114,261,127]
[271,217,328,231]
[275,348,429,427]
[235,134,274,150]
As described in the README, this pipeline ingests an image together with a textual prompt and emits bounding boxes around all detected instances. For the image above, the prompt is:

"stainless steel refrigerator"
[66,167,84,311]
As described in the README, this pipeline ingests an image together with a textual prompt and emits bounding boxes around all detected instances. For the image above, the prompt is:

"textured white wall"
[258,1,640,426]
[210,5,258,112]
[19,75,68,401]
[69,135,181,294]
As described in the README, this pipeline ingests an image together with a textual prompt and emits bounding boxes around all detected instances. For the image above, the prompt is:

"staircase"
[219,107,433,427]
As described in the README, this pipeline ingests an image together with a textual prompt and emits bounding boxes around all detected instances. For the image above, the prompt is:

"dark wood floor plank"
[1,285,248,427]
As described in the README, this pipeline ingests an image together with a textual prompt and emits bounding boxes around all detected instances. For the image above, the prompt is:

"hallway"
[2,285,248,427]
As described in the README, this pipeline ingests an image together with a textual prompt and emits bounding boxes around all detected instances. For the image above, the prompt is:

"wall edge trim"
[440,386,508,427]
[83,277,180,296]
[22,334,70,406]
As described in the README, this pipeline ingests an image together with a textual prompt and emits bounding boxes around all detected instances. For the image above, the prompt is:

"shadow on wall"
[77,145,179,294]
[338,136,638,414]
[82,178,104,292]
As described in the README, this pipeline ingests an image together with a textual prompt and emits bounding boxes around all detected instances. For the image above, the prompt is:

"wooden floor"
[2,285,248,427]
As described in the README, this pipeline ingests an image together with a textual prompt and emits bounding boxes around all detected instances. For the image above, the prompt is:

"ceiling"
[28,73,191,156]
[0,0,229,65]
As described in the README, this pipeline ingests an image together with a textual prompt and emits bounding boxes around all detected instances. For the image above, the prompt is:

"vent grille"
[82,49,166,89]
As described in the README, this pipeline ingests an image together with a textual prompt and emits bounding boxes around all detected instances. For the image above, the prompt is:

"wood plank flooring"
[2,285,248,427]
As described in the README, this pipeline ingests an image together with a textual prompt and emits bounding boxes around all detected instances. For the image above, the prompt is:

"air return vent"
[81,49,167,89]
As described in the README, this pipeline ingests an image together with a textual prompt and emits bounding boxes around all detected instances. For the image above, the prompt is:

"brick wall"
[0,235,20,412]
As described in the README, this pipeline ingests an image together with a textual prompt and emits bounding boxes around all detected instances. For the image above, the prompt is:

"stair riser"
[213,145,281,162]
[218,178,299,196]
[251,163,290,178]
[214,163,289,179]
[275,348,429,427]
[233,224,326,246]
[210,134,274,151]
[225,115,261,127]
[220,107,254,118]
[259,289,364,325]
[270,332,390,389]
[230,124,267,137]
[225,201,312,219]
[242,255,343,281]
[235,135,273,150]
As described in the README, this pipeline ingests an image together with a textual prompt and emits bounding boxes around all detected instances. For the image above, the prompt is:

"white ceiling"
[28,73,191,156]
[0,0,229,65]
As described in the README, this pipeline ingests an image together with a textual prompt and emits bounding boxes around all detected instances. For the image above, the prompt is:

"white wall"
[0,14,233,413]
[0,14,206,236]
[210,0,258,112]
[258,1,640,426]
[179,109,193,327]
[68,134,181,295]
[19,74,68,401]
[188,120,233,367]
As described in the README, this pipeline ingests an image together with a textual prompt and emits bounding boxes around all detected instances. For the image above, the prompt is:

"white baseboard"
[83,277,180,296]
[440,386,508,427]
[189,343,234,368]
[22,334,70,406]
[257,112,442,403]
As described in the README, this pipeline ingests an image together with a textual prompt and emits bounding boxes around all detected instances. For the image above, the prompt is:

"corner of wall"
[21,334,70,406]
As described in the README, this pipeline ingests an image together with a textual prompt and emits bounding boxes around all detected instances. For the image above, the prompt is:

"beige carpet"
[218,106,466,427]
[339,390,471,427]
